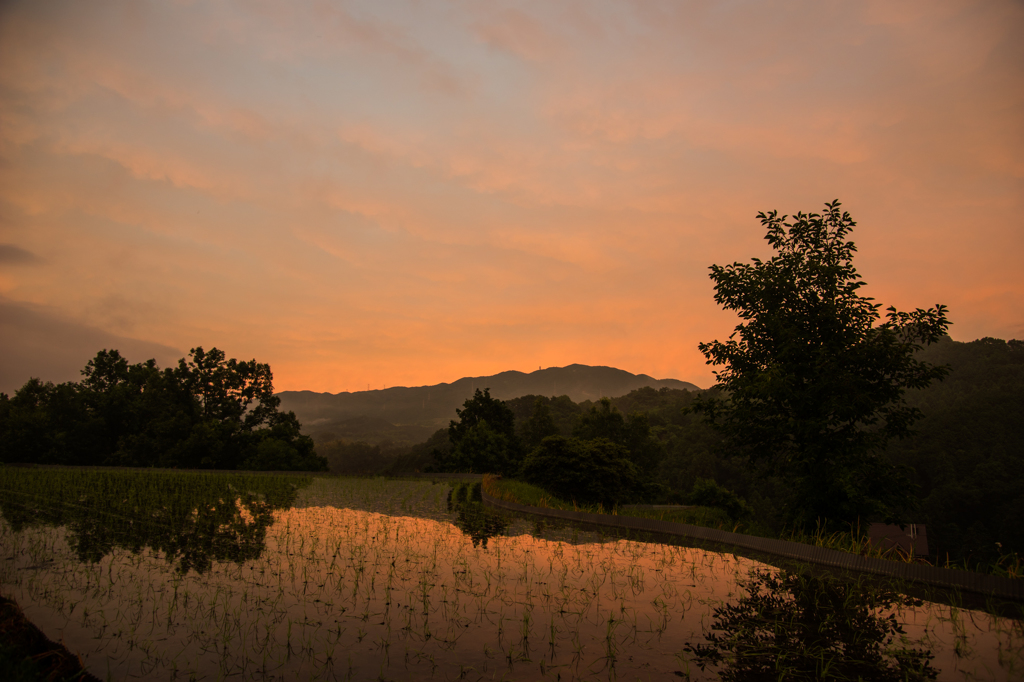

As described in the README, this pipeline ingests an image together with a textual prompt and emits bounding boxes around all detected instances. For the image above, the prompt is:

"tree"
[0,347,325,471]
[167,346,318,470]
[0,379,92,465]
[690,201,950,528]
[433,389,523,475]
[688,478,751,521]
[173,347,279,431]
[448,388,517,446]
[520,436,640,509]
[573,397,663,473]
[520,397,560,449]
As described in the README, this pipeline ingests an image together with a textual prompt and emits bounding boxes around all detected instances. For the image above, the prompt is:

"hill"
[277,364,700,443]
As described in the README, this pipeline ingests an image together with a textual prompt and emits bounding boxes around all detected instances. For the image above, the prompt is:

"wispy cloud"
[0,244,41,266]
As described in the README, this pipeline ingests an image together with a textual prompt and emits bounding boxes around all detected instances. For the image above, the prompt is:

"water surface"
[0,472,1020,681]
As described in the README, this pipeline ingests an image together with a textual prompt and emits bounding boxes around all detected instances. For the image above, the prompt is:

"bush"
[520,436,640,509]
[688,478,751,520]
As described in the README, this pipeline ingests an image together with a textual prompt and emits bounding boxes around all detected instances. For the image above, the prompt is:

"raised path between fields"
[475,484,1023,603]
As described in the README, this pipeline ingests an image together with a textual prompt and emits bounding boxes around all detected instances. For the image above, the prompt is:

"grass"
[792,524,1024,578]
[989,551,1024,580]
[787,521,921,563]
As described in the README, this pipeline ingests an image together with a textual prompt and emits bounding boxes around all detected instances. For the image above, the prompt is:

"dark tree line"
[0,348,327,471]
[428,388,664,508]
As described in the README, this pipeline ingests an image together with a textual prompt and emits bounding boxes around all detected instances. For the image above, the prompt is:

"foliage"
[0,348,326,471]
[687,478,751,521]
[381,428,450,475]
[572,397,663,472]
[443,420,517,475]
[690,201,950,528]
[449,388,517,445]
[519,397,561,449]
[318,440,388,475]
[506,394,582,440]
[887,336,1024,567]
[685,568,938,681]
[519,435,640,509]
[431,389,524,475]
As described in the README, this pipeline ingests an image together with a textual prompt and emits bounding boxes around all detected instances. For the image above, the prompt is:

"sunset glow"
[2,0,1021,394]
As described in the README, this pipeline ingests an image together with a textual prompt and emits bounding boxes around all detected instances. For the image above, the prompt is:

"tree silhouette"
[691,201,949,527]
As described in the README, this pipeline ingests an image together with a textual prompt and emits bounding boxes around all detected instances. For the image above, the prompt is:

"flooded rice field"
[0,469,1021,681]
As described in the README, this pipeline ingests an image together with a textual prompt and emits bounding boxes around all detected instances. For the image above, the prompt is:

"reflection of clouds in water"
[0,476,1019,681]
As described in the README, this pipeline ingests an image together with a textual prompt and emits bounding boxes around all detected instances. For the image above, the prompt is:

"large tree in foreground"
[690,201,950,528]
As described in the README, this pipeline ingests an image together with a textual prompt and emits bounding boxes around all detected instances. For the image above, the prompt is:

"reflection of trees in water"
[686,568,938,681]
[0,470,308,574]
[447,482,509,548]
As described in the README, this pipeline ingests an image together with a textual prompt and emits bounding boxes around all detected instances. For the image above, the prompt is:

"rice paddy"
[0,469,1021,681]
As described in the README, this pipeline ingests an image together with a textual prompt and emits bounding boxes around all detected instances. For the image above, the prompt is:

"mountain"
[277,364,701,442]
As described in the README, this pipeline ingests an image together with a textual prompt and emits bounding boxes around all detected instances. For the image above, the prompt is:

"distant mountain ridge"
[277,364,701,440]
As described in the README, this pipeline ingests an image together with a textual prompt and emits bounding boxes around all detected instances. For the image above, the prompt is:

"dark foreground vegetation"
[0,347,327,472]
[1,594,100,682]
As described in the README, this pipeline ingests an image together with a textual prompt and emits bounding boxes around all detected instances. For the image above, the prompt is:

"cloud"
[0,244,41,265]
[0,297,183,394]
[472,8,562,62]
[0,0,1019,395]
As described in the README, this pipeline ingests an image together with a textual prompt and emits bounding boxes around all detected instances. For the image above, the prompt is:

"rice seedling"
[0,469,1020,681]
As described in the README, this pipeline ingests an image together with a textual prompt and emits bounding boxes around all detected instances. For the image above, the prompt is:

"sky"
[1,0,1021,396]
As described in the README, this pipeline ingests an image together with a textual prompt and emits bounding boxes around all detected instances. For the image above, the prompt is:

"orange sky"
[1,0,1022,395]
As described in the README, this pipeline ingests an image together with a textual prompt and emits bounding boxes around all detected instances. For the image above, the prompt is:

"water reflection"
[686,567,939,681]
[447,481,510,548]
[0,475,1019,682]
[0,469,307,574]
